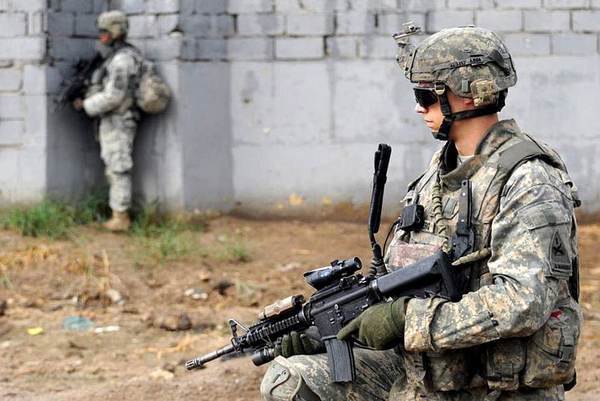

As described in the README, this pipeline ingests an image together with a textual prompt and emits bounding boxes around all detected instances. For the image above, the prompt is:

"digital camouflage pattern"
[261,348,405,401]
[260,120,581,400]
[83,46,141,212]
[97,111,137,212]
[397,119,581,399]
[401,26,517,101]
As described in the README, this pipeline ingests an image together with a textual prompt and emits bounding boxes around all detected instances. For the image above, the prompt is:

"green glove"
[273,331,326,358]
[337,297,407,350]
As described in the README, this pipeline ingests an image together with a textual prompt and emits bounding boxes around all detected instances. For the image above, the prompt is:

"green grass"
[73,190,111,225]
[0,267,12,288]
[129,205,208,266]
[216,235,251,263]
[136,231,197,266]
[0,191,109,240]
[130,204,207,238]
[1,201,75,239]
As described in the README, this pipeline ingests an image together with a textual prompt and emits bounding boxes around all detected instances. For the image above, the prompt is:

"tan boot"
[102,211,131,232]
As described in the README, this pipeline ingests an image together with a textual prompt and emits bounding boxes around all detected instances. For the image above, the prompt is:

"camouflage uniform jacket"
[82,44,140,117]
[386,119,582,398]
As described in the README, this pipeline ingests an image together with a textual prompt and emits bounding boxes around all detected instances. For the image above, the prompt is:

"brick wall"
[0,0,46,202]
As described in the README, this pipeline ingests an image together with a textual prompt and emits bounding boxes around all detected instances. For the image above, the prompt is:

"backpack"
[119,46,171,114]
[135,58,171,114]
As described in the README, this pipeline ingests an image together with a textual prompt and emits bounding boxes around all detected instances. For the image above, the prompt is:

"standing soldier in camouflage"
[260,26,582,401]
[73,10,142,231]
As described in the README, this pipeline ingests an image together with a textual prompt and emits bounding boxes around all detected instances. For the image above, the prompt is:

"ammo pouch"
[521,298,581,388]
[483,338,526,391]
[483,297,581,390]
[403,349,471,392]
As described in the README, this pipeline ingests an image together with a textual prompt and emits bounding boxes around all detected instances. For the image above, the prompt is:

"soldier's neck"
[451,113,499,156]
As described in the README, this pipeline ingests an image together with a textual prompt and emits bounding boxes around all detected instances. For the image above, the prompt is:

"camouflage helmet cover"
[97,10,128,39]
[402,26,517,105]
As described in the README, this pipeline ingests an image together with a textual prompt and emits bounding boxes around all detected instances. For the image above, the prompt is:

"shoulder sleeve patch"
[550,230,572,277]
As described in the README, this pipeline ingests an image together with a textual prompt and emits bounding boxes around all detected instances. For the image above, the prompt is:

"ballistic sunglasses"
[413,86,439,108]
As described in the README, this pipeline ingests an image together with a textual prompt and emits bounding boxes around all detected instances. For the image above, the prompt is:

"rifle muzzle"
[185,343,236,370]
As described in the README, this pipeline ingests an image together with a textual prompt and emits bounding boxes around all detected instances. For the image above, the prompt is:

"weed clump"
[0,192,109,239]
[216,235,251,263]
[130,205,208,266]
[1,201,75,239]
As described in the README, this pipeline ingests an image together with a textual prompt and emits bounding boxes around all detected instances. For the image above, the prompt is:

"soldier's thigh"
[98,116,136,171]
[260,348,403,401]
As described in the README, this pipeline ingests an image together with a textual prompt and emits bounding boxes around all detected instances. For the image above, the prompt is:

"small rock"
[50,291,71,301]
[66,360,82,373]
[0,299,6,316]
[0,341,11,349]
[275,262,302,272]
[145,278,162,289]
[106,289,125,305]
[156,313,192,331]
[149,369,175,381]
[140,312,154,323]
[198,270,211,282]
[184,288,208,301]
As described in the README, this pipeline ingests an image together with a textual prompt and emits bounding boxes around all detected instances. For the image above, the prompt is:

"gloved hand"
[337,297,408,350]
[273,331,326,358]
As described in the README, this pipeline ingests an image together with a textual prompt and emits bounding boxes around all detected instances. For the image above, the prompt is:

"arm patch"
[518,202,572,278]
[550,230,571,277]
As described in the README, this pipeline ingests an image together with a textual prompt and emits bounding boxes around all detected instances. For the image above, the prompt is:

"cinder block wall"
[1,0,599,216]
[0,0,47,203]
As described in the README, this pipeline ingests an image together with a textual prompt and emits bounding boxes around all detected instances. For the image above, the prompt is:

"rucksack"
[119,46,171,114]
[135,58,171,114]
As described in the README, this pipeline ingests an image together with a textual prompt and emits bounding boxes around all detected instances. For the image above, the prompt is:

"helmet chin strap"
[434,91,454,141]
[432,86,500,141]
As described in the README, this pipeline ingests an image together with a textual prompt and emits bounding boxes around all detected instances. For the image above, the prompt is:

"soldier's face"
[99,31,112,45]
[414,83,443,133]
[414,83,472,136]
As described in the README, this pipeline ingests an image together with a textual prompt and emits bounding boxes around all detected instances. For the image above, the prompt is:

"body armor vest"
[386,120,581,396]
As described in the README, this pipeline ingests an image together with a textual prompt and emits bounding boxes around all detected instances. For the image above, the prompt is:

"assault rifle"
[51,52,103,113]
[185,144,465,383]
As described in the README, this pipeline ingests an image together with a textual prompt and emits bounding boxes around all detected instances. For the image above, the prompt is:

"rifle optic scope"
[303,257,362,290]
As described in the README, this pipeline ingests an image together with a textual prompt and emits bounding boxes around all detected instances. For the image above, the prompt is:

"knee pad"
[260,357,320,401]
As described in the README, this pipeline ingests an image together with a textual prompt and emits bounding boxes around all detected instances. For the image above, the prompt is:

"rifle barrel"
[185,343,236,371]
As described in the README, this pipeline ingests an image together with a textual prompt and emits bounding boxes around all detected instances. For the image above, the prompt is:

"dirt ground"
[1,217,600,400]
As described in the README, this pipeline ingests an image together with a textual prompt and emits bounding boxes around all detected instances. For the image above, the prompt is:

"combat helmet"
[394,24,517,140]
[97,10,128,40]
